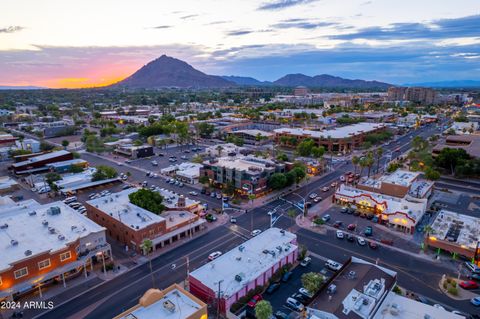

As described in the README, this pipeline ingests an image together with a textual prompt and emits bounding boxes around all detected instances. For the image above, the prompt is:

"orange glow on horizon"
[45,74,128,89]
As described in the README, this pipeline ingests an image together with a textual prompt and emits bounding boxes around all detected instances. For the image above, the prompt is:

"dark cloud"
[258,0,318,11]
[0,26,24,34]
[226,30,253,36]
[332,14,480,40]
[180,14,198,20]
[152,25,172,29]
[272,19,337,29]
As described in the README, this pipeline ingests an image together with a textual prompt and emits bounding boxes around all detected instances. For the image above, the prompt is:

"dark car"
[282,271,293,282]
[353,210,361,216]
[275,311,288,319]
[346,234,355,242]
[369,241,378,249]
[364,226,373,236]
[347,208,355,215]
[205,214,217,222]
[469,273,480,281]
[266,282,281,294]
[333,221,343,228]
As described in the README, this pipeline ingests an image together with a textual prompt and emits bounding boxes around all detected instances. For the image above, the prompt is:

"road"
[36,122,480,318]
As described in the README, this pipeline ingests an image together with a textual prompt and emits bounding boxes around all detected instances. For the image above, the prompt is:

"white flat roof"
[430,210,480,250]
[205,155,276,172]
[118,288,204,319]
[189,228,297,298]
[87,188,165,230]
[274,122,385,139]
[373,291,463,319]
[156,188,200,209]
[380,170,420,187]
[233,129,273,137]
[0,200,105,271]
[12,150,70,167]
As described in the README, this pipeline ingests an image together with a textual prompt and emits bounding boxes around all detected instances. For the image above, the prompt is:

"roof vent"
[71,225,77,230]
[42,220,48,226]
[47,206,61,215]
[25,250,32,256]
[48,227,56,234]
[28,211,37,216]
[163,300,176,313]
[10,239,18,246]
[238,245,245,252]
[58,235,65,241]
[0,223,8,229]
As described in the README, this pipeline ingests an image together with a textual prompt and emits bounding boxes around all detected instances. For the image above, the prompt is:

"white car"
[189,191,198,196]
[325,259,342,271]
[300,257,311,267]
[433,304,445,311]
[309,193,318,199]
[340,176,345,182]
[251,229,262,236]
[357,237,366,246]
[286,297,304,312]
[208,251,222,261]
[322,186,329,192]
[299,287,313,298]
[336,230,344,239]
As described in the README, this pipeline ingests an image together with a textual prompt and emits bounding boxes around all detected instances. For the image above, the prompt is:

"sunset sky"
[1,0,479,88]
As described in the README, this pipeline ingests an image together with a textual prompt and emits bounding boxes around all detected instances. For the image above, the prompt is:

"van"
[63,196,77,204]
[325,259,342,271]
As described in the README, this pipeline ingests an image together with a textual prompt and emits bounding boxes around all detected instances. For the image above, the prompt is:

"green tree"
[199,175,210,185]
[301,272,324,294]
[296,138,315,156]
[285,171,296,186]
[92,165,118,181]
[196,122,215,138]
[311,146,325,159]
[291,166,306,183]
[375,148,383,174]
[141,239,156,288]
[61,140,70,149]
[435,148,470,175]
[248,194,256,204]
[424,167,440,180]
[352,155,360,175]
[268,173,287,190]
[128,189,165,214]
[255,300,273,319]
[277,153,289,162]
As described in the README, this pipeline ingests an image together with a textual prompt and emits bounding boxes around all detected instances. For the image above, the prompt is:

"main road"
[37,122,476,319]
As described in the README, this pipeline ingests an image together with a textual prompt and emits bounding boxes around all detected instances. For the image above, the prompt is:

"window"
[14,267,28,279]
[60,251,71,262]
[38,259,51,270]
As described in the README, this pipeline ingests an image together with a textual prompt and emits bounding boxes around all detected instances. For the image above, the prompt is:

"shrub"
[443,281,448,289]
[392,285,402,295]
[447,287,458,296]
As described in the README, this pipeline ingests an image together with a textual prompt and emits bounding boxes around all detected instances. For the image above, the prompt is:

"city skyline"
[1,0,479,88]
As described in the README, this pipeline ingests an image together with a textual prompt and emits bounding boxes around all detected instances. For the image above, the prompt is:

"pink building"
[188,228,298,313]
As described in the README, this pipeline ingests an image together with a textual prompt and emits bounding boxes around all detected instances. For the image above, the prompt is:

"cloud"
[272,19,337,29]
[205,20,231,26]
[332,14,480,41]
[226,30,253,36]
[258,0,318,11]
[180,14,198,20]
[0,26,24,34]
[151,25,172,29]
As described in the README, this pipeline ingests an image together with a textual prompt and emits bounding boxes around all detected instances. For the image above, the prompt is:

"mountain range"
[113,55,392,89]
[0,85,46,90]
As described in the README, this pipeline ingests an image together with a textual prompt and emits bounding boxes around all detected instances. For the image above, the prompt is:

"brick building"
[85,188,205,253]
[11,150,73,174]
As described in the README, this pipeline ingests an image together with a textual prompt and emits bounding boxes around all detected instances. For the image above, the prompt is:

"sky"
[0,0,479,88]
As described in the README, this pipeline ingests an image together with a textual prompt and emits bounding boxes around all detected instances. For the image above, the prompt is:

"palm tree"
[359,157,368,179]
[352,156,360,175]
[141,239,156,288]
[366,152,375,178]
[375,148,383,174]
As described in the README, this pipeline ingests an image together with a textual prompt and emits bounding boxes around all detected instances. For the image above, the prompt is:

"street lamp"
[291,192,308,219]
[268,203,285,228]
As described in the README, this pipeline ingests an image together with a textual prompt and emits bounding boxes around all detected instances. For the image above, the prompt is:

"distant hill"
[221,76,272,86]
[0,85,46,90]
[113,55,235,89]
[273,73,391,89]
[404,80,480,88]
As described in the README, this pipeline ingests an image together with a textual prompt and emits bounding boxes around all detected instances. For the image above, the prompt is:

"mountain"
[113,55,235,89]
[273,73,391,89]
[0,85,46,90]
[404,80,480,88]
[221,76,272,86]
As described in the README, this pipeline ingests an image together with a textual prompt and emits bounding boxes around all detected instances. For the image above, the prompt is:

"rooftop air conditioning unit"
[71,225,77,230]
[48,227,56,234]
[235,274,243,282]
[0,223,8,229]
[163,300,176,313]
[28,211,37,216]
[238,245,245,252]
[47,206,61,215]
[25,250,32,256]
[11,239,18,246]
[42,220,48,226]
[58,235,65,240]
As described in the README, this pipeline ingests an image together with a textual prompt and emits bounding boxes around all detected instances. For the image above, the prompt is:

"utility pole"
[216,280,223,319]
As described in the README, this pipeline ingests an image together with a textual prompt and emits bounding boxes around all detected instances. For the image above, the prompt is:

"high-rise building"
[405,87,436,104]
[387,86,407,101]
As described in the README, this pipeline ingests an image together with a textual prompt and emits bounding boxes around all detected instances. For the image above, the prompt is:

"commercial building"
[46,158,88,173]
[349,112,397,123]
[432,134,480,159]
[447,121,478,135]
[160,162,202,184]
[0,134,17,146]
[204,143,246,157]
[11,150,73,174]
[334,183,428,233]
[156,187,204,214]
[387,87,407,101]
[201,155,285,195]
[356,170,434,199]
[189,228,297,314]
[274,123,387,153]
[227,129,273,145]
[15,138,40,153]
[307,257,397,319]
[115,144,154,159]
[405,87,436,105]
[0,176,19,194]
[86,188,205,252]
[113,284,208,319]
[0,200,111,300]
[425,210,480,262]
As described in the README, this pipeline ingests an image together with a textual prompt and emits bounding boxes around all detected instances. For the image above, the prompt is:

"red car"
[247,294,263,307]
[459,281,479,290]
[347,224,356,231]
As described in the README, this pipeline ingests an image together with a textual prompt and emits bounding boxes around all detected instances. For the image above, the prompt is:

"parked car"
[322,186,329,192]
[208,251,222,261]
[357,237,367,246]
[346,234,355,242]
[274,311,288,319]
[468,273,480,281]
[300,257,311,267]
[299,287,314,298]
[459,280,479,290]
[266,282,281,294]
[188,191,198,196]
[282,271,293,282]
[205,214,217,222]
[347,223,356,231]
[230,217,237,223]
[247,294,263,308]
[285,297,304,312]
[368,241,378,249]
[325,259,342,271]
[291,293,309,305]
[251,229,262,236]
[336,230,344,239]
[321,214,331,223]
[333,221,343,228]
[313,196,322,203]
[465,262,480,274]
[364,226,373,236]
[309,193,318,199]
[471,296,480,306]
[151,160,158,166]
